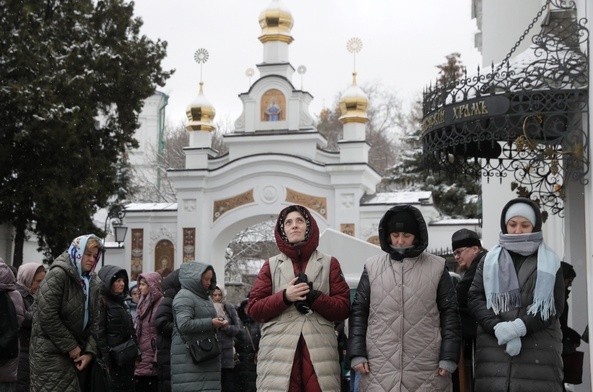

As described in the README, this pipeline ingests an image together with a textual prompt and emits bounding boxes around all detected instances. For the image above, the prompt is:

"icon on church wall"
[183,228,196,262]
[341,223,355,237]
[261,89,285,122]
[367,235,380,247]
[130,229,144,281]
[155,239,174,278]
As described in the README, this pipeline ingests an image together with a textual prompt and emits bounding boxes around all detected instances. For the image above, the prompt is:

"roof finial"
[194,48,209,84]
[245,68,255,88]
[346,37,363,75]
[297,65,307,90]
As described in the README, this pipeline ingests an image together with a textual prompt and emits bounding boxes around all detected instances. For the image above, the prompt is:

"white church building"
[0,0,480,284]
[119,1,480,285]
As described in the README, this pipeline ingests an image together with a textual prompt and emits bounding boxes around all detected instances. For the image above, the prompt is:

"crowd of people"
[0,199,587,391]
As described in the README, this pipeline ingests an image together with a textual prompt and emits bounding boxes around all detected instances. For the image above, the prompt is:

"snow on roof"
[361,191,432,205]
[431,218,480,226]
[125,203,178,211]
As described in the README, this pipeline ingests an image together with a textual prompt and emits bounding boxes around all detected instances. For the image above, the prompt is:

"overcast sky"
[134,0,482,127]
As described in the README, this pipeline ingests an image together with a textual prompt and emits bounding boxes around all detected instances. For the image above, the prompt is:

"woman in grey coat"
[469,198,564,391]
[171,261,225,392]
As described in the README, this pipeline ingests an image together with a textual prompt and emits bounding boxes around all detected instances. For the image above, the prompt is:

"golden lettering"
[453,100,489,120]
[421,108,445,132]
[421,100,490,132]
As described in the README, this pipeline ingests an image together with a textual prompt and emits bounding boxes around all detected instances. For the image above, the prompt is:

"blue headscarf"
[68,234,103,330]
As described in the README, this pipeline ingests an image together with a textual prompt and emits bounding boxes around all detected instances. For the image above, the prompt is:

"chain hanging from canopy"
[421,0,589,217]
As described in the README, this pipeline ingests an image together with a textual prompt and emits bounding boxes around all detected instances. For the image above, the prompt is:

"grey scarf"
[483,232,560,320]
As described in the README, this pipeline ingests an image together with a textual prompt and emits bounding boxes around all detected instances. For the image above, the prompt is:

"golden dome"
[258,0,294,44]
[339,73,368,124]
[186,82,216,132]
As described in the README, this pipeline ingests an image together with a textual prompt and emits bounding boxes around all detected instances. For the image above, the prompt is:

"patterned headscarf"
[68,234,103,330]
[277,205,312,244]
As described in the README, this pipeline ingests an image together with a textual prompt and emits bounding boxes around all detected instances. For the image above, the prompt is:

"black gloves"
[306,289,322,305]
[292,273,323,314]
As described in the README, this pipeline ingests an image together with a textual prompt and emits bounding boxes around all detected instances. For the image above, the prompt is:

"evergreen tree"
[435,52,465,87]
[0,0,173,265]
[385,53,481,218]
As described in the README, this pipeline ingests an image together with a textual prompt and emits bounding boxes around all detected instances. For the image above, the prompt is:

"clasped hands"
[212,317,229,329]
[493,319,526,357]
[285,276,310,302]
[68,346,92,371]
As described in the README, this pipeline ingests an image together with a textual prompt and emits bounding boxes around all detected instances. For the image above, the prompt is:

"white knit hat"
[505,202,537,226]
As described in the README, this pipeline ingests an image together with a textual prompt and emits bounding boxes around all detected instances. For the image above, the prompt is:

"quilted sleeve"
[436,267,461,364]
[248,260,291,323]
[36,268,78,353]
[173,292,215,335]
[347,266,370,360]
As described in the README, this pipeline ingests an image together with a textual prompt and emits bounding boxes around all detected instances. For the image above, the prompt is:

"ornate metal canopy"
[421,0,589,216]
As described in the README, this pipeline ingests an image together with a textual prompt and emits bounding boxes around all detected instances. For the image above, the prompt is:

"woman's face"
[389,232,415,247]
[130,287,140,303]
[284,211,307,243]
[201,269,213,290]
[111,278,125,294]
[139,279,149,296]
[30,270,46,295]
[506,216,534,234]
[81,247,99,273]
[211,288,223,303]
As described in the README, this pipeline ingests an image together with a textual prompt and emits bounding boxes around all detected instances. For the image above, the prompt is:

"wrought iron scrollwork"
[104,203,127,236]
[421,0,589,217]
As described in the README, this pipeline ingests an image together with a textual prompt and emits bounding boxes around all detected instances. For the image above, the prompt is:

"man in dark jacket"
[451,228,487,392]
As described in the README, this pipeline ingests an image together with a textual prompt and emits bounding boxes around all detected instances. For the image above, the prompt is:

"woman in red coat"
[249,205,350,392]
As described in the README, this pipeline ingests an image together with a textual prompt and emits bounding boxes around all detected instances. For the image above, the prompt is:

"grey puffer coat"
[29,251,101,392]
[468,198,564,392]
[171,261,220,392]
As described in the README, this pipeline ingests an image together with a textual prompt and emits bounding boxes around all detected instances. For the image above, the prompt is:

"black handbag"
[175,318,220,364]
[90,357,112,392]
[187,337,221,363]
[110,338,140,367]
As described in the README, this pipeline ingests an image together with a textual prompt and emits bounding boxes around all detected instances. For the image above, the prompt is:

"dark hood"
[98,264,130,297]
[274,205,320,264]
[378,204,429,259]
[162,268,181,299]
[499,197,543,234]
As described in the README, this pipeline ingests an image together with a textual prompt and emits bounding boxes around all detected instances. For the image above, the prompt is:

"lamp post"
[102,203,128,267]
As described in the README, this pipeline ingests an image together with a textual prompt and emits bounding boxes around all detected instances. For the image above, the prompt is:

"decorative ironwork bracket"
[421,0,589,217]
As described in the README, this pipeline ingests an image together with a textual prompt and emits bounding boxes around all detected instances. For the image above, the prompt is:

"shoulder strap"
[245,324,256,352]
[173,315,188,345]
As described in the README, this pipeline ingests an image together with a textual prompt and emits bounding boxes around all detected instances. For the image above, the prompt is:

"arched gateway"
[122,0,477,287]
